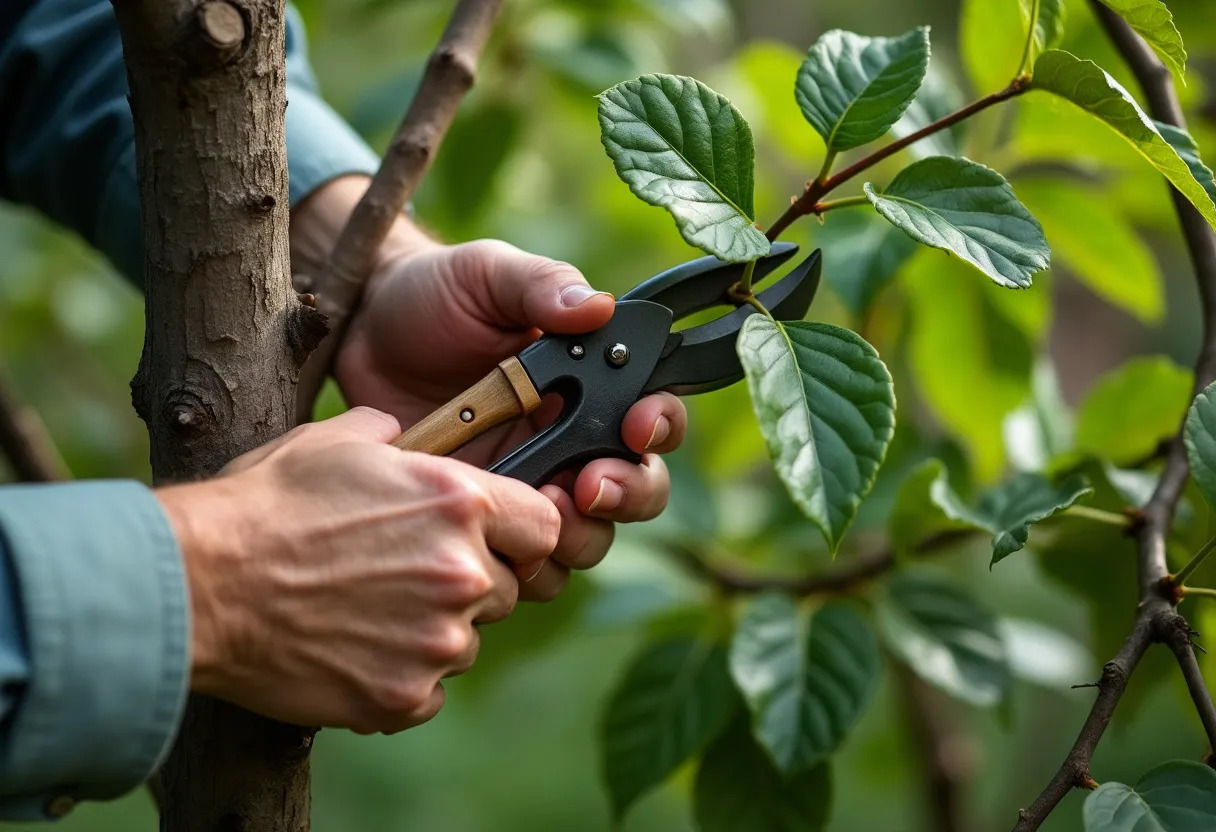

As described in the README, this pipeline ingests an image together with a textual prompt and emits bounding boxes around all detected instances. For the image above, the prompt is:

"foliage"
[8,0,1216,831]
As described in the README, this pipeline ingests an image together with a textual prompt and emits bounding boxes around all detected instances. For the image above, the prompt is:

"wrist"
[156,479,249,697]
[290,174,439,278]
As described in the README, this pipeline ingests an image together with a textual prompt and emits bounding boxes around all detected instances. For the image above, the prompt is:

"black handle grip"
[488,300,674,486]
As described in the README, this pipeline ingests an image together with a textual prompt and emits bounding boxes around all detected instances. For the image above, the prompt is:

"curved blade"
[641,249,822,396]
[620,242,799,319]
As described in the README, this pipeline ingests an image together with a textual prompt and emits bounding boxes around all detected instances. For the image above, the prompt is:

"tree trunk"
[111,0,322,828]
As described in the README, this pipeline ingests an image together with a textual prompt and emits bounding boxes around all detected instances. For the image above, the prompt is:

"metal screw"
[459,408,475,423]
[605,342,630,367]
[568,344,585,359]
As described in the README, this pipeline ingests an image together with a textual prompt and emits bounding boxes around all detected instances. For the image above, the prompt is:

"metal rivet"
[568,344,585,359]
[459,408,474,423]
[46,795,75,818]
[605,342,630,367]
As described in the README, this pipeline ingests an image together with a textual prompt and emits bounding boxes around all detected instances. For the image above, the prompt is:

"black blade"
[620,242,799,319]
[641,249,822,396]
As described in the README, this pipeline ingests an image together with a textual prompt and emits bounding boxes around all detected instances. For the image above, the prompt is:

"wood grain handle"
[391,357,542,455]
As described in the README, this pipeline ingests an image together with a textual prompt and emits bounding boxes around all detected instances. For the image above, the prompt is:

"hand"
[157,407,560,734]
[293,177,688,601]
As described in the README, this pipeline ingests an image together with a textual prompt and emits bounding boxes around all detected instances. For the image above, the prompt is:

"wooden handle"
[392,357,541,455]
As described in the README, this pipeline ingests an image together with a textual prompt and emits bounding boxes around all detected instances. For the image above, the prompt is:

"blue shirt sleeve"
[0,483,189,820]
[0,0,381,284]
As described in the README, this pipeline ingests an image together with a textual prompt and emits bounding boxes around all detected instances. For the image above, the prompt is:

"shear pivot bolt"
[568,344,585,359]
[605,343,630,367]
[459,408,474,423]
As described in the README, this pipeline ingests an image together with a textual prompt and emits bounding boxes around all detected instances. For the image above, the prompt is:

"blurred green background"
[4,0,1216,829]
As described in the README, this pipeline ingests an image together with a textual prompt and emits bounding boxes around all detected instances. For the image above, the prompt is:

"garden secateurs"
[391,243,822,486]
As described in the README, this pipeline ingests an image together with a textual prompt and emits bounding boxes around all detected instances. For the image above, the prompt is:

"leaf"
[1185,380,1216,509]
[795,27,930,152]
[977,472,1093,565]
[737,318,896,552]
[1083,760,1216,832]
[1075,356,1192,465]
[888,459,980,556]
[728,596,879,775]
[1095,0,1187,80]
[1003,360,1074,471]
[1157,121,1216,207]
[864,156,1050,289]
[815,209,918,318]
[597,74,770,262]
[733,42,822,165]
[1015,179,1164,323]
[600,638,740,820]
[1020,0,1066,65]
[902,252,1038,481]
[694,717,832,832]
[875,571,1011,706]
[961,0,1026,96]
[891,67,965,161]
[1030,51,1216,232]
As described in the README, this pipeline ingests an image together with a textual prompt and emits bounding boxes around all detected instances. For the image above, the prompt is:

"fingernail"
[645,416,671,451]
[523,562,546,582]
[588,479,625,514]
[560,285,612,308]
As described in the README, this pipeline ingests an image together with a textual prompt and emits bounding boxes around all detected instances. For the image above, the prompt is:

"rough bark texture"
[111,0,318,828]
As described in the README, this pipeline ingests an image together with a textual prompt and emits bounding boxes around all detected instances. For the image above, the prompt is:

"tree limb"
[1011,6,1216,828]
[294,0,505,422]
[664,528,975,597]
[0,369,66,482]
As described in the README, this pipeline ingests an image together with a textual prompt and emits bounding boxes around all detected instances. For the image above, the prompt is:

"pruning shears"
[391,243,823,486]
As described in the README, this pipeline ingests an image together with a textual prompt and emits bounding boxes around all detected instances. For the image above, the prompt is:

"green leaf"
[1000,617,1094,690]
[1084,760,1216,832]
[815,209,918,318]
[875,571,1011,706]
[1031,51,1216,232]
[864,156,1050,289]
[888,459,979,556]
[1094,0,1187,80]
[597,74,770,262]
[891,463,1089,565]
[1157,121,1216,207]
[600,638,739,820]
[961,0,1025,95]
[737,318,896,552]
[1185,380,1216,509]
[1075,356,1192,465]
[1015,179,1163,323]
[1020,0,1066,66]
[974,472,1093,565]
[694,718,832,832]
[795,27,930,152]
[1004,360,1074,471]
[902,252,1038,481]
[729,596,879,775]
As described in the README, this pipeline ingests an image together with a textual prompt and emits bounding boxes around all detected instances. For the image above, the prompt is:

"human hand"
[157,407,559,734]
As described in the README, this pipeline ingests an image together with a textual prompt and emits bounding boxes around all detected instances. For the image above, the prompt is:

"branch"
[293,0,505,422]
[765,79,1030,241]
[1011,6,1216,828]
[0,368,66,482]
[664,528,975,597]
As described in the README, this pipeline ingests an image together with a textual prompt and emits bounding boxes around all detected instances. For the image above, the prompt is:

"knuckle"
[370,680,432,716]
[429,471,492,526]
[436,549,494,604]
[422,623,473,663]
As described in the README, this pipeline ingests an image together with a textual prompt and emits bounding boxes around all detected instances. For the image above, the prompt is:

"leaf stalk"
[1172,534,1216,587]
[1061,505,1132,528]
[1018,0,1041,78]
[1181,586,1216,600]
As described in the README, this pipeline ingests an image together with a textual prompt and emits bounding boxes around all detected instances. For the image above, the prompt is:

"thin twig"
[0,368,66,482]
[1011,6,1216,829]
[294,0,506,422]
[1173,534,1216,586]
[765,79,1030,241]
[665,528,975,597]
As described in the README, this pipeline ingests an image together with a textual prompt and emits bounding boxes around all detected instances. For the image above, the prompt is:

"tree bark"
[111,0,322,828]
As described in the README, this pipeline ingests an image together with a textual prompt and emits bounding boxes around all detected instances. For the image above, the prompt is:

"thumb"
[458,240,616,335]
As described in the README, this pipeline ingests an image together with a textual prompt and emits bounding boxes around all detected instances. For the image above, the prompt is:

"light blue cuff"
[0,481,188,814]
